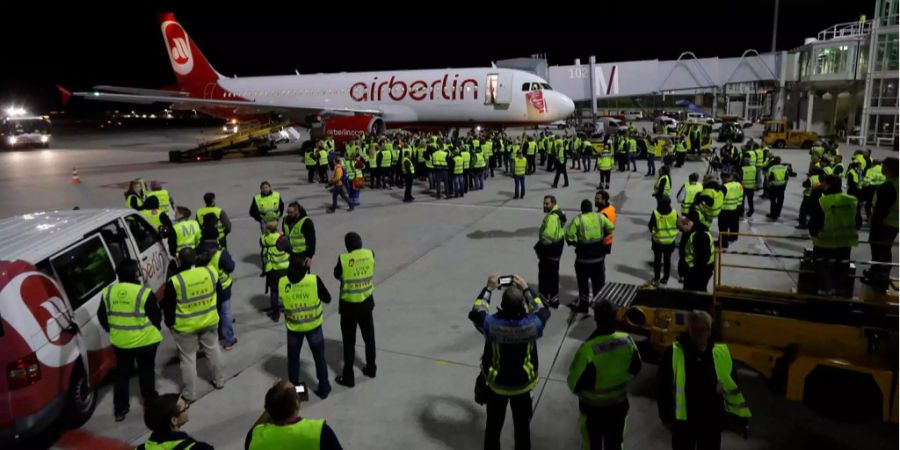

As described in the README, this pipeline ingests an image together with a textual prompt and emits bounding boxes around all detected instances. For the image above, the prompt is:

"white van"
[623,111,644,121]
[0,209,170,441]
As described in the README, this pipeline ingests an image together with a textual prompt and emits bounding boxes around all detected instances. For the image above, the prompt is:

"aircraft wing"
[70,90,382,118]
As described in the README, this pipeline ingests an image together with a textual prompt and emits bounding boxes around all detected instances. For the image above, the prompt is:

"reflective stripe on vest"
[102,283,162,349]
[540,207,565,245]
[575,213,603,244]
[601,205,616,246]
[175,220,201,253]
[741,166,757,189]
[722,182,743,211]
[255,192,282,222]
[196,207,224,239]
[812,193,859,248]
[681,183,703,212]
[513,157,527,175]
[685,231,715,268]
[248,418,324,450]
[452,156,464,175]
[139,438,196,450]
[339,248,375,303]
[767,165,788,187]
[260,232,289,272]
[673,341,752,421]
[279,274,323,332]
[146,190,172,214]
[209,250,233,289]
[652,210,678,244]
[171,267,219,333]
[571,332,635,406]
[285,217,309,254]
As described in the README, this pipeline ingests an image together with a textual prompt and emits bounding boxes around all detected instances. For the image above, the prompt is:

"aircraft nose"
[556,93,575,120]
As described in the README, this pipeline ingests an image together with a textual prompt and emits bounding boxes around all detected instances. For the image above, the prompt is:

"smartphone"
[295,382,309,401]
[498,275,513,287]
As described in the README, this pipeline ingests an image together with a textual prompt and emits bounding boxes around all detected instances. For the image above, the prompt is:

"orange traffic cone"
[71,168,81,185]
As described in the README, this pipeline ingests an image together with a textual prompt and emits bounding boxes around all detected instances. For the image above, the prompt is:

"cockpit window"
[541,83,553,90]
[521,83,531,92]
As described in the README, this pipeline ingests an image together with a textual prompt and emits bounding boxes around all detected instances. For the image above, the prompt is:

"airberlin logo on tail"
[350,74,478,102]
[162,21,193,75]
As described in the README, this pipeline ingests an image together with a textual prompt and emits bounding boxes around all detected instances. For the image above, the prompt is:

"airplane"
[67,12,576,143]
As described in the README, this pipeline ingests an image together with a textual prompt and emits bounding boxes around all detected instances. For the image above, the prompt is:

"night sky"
[0,1,875,113]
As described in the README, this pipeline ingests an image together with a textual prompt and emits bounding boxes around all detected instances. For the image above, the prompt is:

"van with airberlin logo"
[0,209,170,442]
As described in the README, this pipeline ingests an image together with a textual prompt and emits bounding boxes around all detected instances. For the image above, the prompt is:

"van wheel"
[774,140,786,149]
[802,140,814,149]
[63,363,97,428]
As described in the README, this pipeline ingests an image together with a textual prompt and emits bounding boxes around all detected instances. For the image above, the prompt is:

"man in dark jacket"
[469,274,550,450]
[197,228,237,349]
[657,310,750,450]
[281,202,316,268]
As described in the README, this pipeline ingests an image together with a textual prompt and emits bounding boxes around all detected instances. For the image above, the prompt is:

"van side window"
[98,220,132,265]
[50,235,116,310]
[126,214,159,253]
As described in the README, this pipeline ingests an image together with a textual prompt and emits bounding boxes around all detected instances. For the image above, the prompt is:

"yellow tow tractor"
[676,120,713,156]
[763,120,819,149]
[602,232,898,423]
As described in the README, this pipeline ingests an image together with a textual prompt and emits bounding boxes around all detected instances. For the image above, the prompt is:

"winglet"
[56,84,72,105]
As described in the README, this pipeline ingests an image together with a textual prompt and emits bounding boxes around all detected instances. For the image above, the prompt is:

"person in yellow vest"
[677,173,703,216]
[535,195,567,308]
[333,232,377,387]
[161,248,225,402]
[137,394,214,450]
[597,142,614,190]
[862,159,886,221]
[450,150,465,198]
[281,202,316,268]
[326,157,354,214]
[245,380,343,449]
[431,143,450,200]
[657,310,751,449]
[655,166,673,201]
[377,142,393,189]
[250,181,284,235]
[551,137,570,188]
[98,260,162,422]
[401,149,416,202]
[808,175,861,296]
[169,207,201,264]
[566,200,615,313]
[765,157,790,221]
[649,196,679,285]
[261,221,290,322]
[280,254,333,398]
[145,181,175,217]
[197,192,231,248]
[139,195,173,233]
[197,228,237,350]
[317,143,329,184]
[513,151,527,199]
[568,300,641,450]
[304,146,319,184]
[719,173,744,249]
[470,273,550,450]
[678,216,715,292]
[472,147,486,190]
[125,179,146,210]
[692,176,725,233]
[461,143,472,194]
[863,157,899,292]
[525,136,538,174]
[796,167,825,230]
[739,157,757,217]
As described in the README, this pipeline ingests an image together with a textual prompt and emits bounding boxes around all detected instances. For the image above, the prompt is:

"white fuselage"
[215,68,575,125]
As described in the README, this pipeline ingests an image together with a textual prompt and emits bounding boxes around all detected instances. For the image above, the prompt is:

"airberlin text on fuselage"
[350,74,478,102]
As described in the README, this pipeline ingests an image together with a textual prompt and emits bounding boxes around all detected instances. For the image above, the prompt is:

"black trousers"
[552,164,569,187]
[616,153,627,171]
[488,156,496,177]
[672,420,721,450]
[574,260,605,302]
[113,344,158,415]
[526,155,536,174]
[718,210,739,246]
[307,167,317,183]
[381,168,393,188]
[317,166,328,183]
[340,311,376,382]
[537,257,560,300]
[403,174,414,201]
[371,168,381,188]
[768,186,785,218]
[600,170,611,186]
[484,390,532,450]
[813,246,852,295]
[684,265,713,292]
[652,242,676,281]
[869,226,899,288]
[743,190,755,215]
[675,152,686,167]
[798,196,813,226]
[434,170,449,199]
[580,401,628,450]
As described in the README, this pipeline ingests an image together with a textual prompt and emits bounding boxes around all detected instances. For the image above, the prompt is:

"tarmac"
[1,122,897,450]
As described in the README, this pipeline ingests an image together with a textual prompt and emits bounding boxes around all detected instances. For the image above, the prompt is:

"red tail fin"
[56,84,72,105]
[158,12,219,95]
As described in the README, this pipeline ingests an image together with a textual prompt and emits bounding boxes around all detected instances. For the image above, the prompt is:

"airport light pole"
[770,0,780,52]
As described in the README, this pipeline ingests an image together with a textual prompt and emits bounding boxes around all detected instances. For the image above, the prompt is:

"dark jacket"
[469,287,550,394]
[249,193,285,222]
[534,209,567,259]
[871,180,898,233]
[281,215,317,258]
[333,251,375,315]
[656,334,736,426]
[139,431,213,450]
[809,189,863,237]
[98,284,162,334]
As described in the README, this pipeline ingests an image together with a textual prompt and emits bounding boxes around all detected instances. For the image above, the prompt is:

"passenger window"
[521,83,530,92]
[98,220,132,265]
[50,235,116,310]
[125,214,160,253]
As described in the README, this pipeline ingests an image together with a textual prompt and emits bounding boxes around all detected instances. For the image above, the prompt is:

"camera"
[498,275,514,287]
[294,382,309,402]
